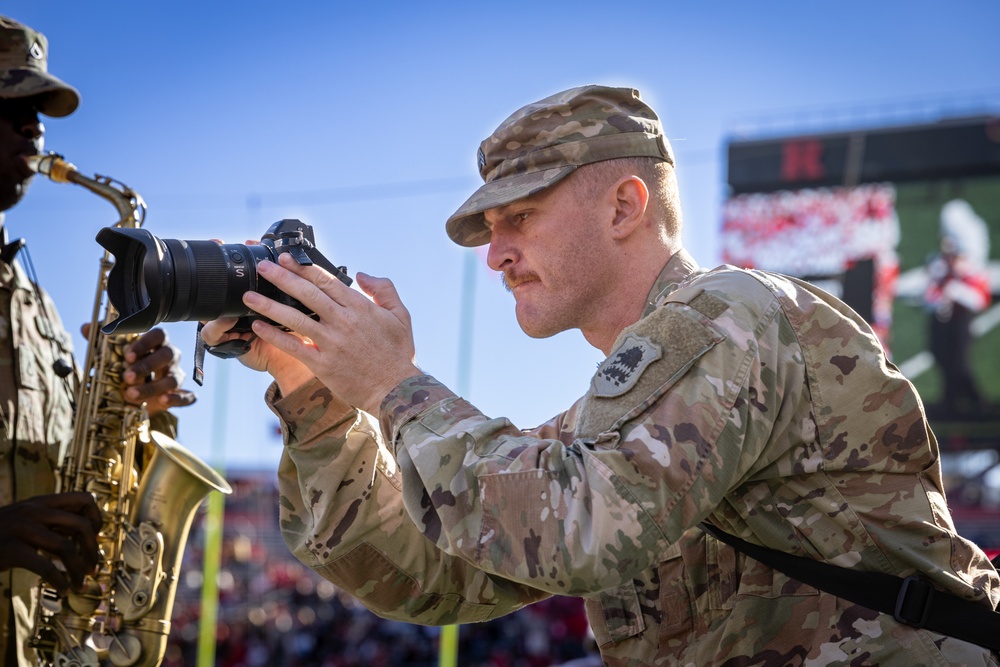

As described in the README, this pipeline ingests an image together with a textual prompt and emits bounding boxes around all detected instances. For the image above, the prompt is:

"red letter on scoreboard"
[781,139,825,181]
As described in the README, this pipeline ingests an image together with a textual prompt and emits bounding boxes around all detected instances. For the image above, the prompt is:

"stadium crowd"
[163,474,601,667]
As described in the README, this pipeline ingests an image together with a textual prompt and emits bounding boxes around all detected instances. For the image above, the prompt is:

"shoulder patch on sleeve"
[576,306,725,440]
[593,333,662,398]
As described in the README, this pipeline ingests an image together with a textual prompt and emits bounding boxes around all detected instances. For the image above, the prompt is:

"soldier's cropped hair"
[572,157,682,243]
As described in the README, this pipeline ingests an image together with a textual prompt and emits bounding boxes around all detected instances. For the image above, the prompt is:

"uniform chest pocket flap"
[576,301,726,441]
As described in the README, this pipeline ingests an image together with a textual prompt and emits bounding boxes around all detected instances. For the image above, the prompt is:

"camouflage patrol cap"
[446,85,673,247]
[0,16,79,117]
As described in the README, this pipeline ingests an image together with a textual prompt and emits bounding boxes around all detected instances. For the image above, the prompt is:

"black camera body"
[97,219,351,335]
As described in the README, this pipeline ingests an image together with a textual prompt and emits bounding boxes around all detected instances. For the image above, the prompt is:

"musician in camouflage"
[0,15,196,666]
[203,85,1000,665]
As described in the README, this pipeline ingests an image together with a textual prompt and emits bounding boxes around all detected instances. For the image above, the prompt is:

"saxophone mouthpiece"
[27,152,78,184]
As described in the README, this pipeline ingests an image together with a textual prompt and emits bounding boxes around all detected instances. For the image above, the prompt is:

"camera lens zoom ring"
[165,240,233,321]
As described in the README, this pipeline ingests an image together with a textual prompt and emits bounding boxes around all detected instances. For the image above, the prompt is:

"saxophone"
[25,154,233,667]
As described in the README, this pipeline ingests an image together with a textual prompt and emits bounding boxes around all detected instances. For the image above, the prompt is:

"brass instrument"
[26,154,233,667]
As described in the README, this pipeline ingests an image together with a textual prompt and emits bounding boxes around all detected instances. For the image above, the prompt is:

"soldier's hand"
[0,493,102,595]
[240,255,420,414]
[200,315,316,396]
[198,238,318,396]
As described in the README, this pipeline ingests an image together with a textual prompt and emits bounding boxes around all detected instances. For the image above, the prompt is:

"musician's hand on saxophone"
[80,324,197,415]
[122,327,197,415]
[0,492,101,595]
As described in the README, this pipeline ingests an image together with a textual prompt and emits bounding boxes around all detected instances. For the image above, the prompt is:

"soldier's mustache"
[500,272,538,293]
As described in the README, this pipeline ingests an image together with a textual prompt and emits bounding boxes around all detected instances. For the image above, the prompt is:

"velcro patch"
[663,286,729,320]
[592,333,662,398]
[689,292,729,320]
[576,305,725,440]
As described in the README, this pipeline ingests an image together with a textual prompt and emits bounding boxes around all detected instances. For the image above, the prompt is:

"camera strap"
[193,322,255,386]
[700,522,1000,651]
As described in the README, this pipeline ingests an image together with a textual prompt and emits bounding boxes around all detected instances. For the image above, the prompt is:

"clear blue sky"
[4,2,998,468]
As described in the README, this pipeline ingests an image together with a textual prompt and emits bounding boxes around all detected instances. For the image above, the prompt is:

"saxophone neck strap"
[0,225,24,263]
[700,522,1000,651]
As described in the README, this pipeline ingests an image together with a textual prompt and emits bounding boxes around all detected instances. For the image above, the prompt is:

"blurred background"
[4,2,999,665]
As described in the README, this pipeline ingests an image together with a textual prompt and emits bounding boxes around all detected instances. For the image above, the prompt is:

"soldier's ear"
[609,175,649,240]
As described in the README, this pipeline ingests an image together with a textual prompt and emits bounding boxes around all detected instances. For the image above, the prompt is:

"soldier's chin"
[515,308,562,340]
[0,181,29,212]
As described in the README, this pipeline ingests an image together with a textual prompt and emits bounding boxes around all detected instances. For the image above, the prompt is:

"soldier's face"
[0,97,44,213]
[484,172,619,340]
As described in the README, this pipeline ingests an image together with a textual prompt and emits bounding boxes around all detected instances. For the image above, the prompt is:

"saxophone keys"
[94,445,119,469]
[91,631,142,667]
[52,645,100,667]
[108,632,143,667]
[66,579,102,616]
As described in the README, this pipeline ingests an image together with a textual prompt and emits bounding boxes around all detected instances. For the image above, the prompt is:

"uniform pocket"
[658,531,744,646]
[657,545,692,637]
[585,580,645,647]
[705,532,739,611]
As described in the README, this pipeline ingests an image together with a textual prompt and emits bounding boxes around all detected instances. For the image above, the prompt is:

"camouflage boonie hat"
[0,16,79,117]
[446,84,674,247]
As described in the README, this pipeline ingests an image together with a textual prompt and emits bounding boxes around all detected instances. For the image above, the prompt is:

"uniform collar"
[642,249,703,318]
[0,221,30,289]
[0,221,12,287]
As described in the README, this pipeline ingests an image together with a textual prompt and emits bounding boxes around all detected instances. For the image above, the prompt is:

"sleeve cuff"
[266,377,358,444]
[379,374,457,450]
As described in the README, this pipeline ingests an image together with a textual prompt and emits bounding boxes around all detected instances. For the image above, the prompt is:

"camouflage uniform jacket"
[272,249,1000,667]
[0,253,76,666]
[0,246,177,667]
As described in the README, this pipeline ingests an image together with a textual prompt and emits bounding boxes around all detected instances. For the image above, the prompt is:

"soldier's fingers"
[9,545,72,594]
[124,344,179,384]
[268,255,357,309]
[156,389,197,409]
[125,375,180,404]
[356,273,412,327]
[32,530,97,590]
[199,317,243,345]
[42,492,103,531]
[242,291,327,344]
[248,318,322,367]
[125,328,168,363]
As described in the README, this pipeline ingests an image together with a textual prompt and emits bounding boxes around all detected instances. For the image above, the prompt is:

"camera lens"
[95,219,350,336]
[97,228,277,334]
[159,239,272,321]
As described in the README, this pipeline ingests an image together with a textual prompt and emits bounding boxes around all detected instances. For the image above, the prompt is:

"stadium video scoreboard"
[722,115,1000,448]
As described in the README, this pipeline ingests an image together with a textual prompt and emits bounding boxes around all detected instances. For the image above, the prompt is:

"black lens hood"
[96,227,174,334]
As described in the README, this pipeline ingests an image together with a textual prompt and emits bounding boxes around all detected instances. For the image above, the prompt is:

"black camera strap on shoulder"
[700,522,1000,651]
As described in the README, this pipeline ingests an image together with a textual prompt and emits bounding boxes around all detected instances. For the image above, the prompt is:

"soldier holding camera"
[200,86,999,665]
